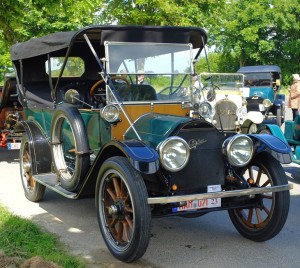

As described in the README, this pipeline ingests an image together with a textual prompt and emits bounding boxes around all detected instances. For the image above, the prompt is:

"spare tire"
[51,104,90,191]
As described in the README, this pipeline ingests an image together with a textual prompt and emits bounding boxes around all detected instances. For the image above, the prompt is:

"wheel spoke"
[109,217,117,229]
[24,153,28,162]
[261,179,271,187]
[248,166,254,180]
[29,178,35,188]
[125,215,133,230]
[125,205,133,213]
[238,208,247,220]
[255,208,262,224]
[113,177,121,198]
[117,221,124,241]
[255,168,263,185]
[124,194,129,203]
[123,221,130,242]
[247,208,253,223]
[106,187,117,202]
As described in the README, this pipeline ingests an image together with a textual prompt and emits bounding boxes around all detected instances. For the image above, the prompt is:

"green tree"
[210,0,274,67]
[97,0,226,30]
[195,51,240,74]
[0,0,102,84]
[210,0,300,85]
[271,0,300,84]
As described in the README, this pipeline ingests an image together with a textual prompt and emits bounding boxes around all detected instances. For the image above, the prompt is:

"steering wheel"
[89,76,130,102]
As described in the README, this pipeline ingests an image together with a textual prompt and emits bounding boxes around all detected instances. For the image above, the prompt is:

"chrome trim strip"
[110,100,192,105]
[147,184,293,204]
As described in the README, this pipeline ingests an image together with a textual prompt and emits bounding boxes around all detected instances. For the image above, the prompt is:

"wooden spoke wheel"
[228,153,290,242]
[20,135,45,202]
[96,156,151,262]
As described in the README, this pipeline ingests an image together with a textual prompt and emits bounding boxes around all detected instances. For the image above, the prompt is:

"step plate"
[33,173,78,199]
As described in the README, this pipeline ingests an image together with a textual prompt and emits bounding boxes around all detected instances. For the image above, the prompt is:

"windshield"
[200,73,244,91]
[200,73,245,104]
[244,72,273,87]
[105,42,194,103]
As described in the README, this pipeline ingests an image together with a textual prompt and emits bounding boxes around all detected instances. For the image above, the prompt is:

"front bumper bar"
[147,184,293,205]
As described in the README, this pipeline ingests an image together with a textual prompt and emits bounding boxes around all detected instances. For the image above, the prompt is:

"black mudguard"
[79,139,159,196]
[14,121,52,174]
[98,139,159,174]
[249,133,292,164]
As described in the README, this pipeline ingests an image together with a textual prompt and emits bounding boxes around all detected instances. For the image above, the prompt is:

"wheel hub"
[108,205,118,215]
[108,200,125,217]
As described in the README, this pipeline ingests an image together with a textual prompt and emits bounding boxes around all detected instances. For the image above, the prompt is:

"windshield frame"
[104,41,196,105]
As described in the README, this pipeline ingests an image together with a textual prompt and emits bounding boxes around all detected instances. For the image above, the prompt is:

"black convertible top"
[10,25,207,61]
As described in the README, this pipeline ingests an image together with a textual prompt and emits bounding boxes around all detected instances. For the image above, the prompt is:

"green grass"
[0,204,85,268]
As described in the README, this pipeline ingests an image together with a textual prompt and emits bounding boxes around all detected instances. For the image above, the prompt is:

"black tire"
[96,156,151,262]
[257,125,271,134]
[228,152,290,242]
[20,135,45,202]
[51,104,90,192]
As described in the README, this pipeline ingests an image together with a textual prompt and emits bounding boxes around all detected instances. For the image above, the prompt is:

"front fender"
[119,139,160,174]
[79,139,159,197]
[94,139,159,175]
[273,93,285,106]
[243,111,264,125]
[249,133,292,164]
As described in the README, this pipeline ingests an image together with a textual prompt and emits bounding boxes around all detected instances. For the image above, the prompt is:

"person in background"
[137,70,150,85]
[288,74,300,120]
[245,74,259,86]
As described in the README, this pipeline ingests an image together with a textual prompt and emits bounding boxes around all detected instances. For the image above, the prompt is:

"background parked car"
[0,75,23,149]
[198,72,264,134]
[237,65,285,126]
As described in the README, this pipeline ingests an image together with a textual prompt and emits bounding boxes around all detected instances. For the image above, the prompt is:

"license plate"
[172,184,222,212]
[7,143,21,150]
[172,198,221,212]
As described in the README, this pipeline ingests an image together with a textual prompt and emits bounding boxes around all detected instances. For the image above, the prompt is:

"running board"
[33,173,78,199]
[147,184,293,204]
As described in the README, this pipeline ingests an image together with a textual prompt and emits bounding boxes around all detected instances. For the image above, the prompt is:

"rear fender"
[249,133,291,164]
[14,121,52,174]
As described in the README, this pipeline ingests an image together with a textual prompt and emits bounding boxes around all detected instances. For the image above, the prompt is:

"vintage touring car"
[199,72,264,134]
[11,25,292,262]
[237,65,285,126]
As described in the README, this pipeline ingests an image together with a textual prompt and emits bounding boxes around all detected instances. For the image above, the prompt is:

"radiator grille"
[213,99,237,131]
[246,97,264,112]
